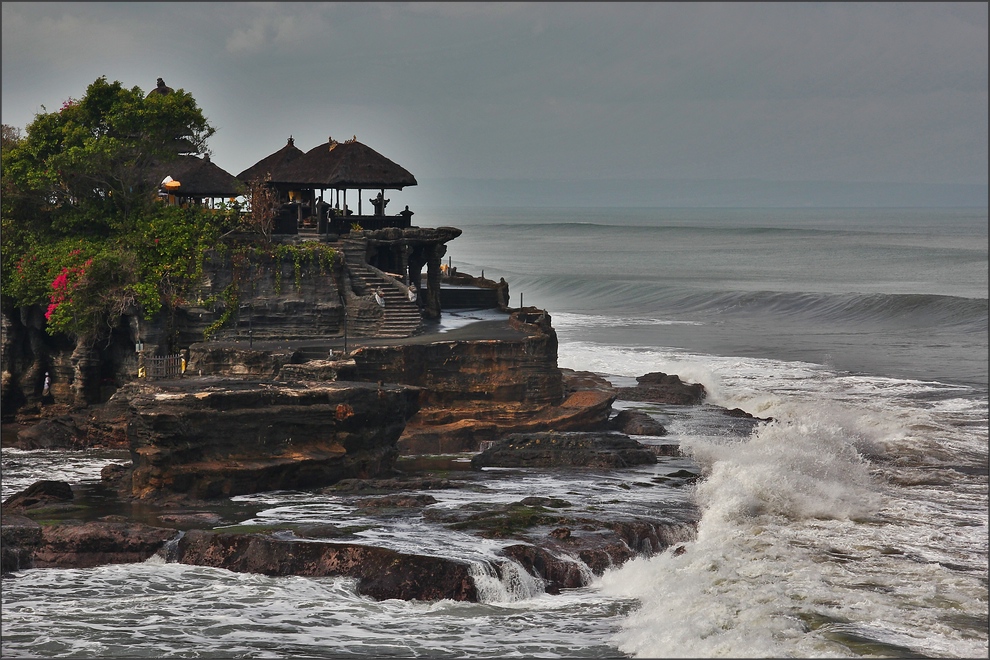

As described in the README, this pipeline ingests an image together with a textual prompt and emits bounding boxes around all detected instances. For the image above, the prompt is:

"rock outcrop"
[470,431,657,469]
[33,521,178,569]
[175,529,478,601]
[114,378,420,500]
[609,409,668,436]
[1,514,42,573]
[615,372,707,405]
[346,309,616,454]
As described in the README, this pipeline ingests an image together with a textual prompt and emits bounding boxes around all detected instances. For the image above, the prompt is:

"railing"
[326,214,412,234]
[144,354,184,380]
[274,214,413,235]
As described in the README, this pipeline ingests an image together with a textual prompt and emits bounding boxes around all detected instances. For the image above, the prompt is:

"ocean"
[2,207,987,658]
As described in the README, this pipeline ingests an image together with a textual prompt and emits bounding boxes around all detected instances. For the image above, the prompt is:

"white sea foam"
[578,338,988,658]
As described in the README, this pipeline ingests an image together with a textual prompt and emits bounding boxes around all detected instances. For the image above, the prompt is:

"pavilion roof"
[271,137,417,190]
[237,136,305,183]
[153,154,245,198]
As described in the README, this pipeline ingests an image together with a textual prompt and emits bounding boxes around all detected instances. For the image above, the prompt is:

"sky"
[2,2,987,208]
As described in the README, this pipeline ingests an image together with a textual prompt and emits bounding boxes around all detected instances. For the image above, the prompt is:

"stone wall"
[0,248,345,415]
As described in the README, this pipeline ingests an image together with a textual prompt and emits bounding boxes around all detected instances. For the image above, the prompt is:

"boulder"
[2,480,74,511]
[615,372,706,405]
[471,432,657,469]
[176,529,478,602]
[499,544,588,593]
[13,417,86,449]
[33,521,178,568]
[609,409,667,436]
[1,514,42,573]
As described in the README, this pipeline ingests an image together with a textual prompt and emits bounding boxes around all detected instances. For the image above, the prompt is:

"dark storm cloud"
[3,2,986,207]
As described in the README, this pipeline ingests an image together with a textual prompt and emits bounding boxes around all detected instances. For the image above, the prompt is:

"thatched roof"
[236,136,305,183]
[272,137,417,190]
[154,155,245,198]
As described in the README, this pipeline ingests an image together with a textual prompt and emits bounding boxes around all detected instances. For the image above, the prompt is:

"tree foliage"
[1,76,219,343]
[3,76,214,237]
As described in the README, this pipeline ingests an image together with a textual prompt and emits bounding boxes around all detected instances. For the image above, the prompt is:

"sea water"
[2,207,986,658]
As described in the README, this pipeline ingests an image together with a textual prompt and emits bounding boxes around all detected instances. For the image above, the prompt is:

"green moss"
[448,502,571,538]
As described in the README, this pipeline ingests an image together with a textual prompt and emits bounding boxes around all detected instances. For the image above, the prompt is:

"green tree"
[1,77,218,344]
[2,76,215,237]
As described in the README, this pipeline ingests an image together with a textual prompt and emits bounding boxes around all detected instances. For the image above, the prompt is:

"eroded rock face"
[117,379,421,500]
[1,514,42,573]
[609,409,668,436]
[33,521,177,569]
[470,432,657,469]
[186,346,303,379]
[176,529,478,602]
[615,372,706,405]
[351,333,563,409]
[398,389,616,455]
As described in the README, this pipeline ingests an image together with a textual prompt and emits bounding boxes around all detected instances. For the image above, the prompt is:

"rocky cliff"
[0,229,461,414]
[112,378,420,500]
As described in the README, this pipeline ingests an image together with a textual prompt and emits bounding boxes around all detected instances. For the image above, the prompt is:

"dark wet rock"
[650,443,683,457]
[355,494,438,508]
[2,480,74,511]
[471,431,657,469]
[499,544,587,593]
[519,496,572,508]
[724,407,774,423]
[661,469,701,486]
[615,372,706,405]
[322,476,465,493]
[609,409,668,436]
[0,514,42,572]
[157,512,225,526]
[423,500,574,538]
[176,529,478,601]
[33,521,178,568]
[13,417,86,449]
[294,524,349,539]
[100,463,131,488]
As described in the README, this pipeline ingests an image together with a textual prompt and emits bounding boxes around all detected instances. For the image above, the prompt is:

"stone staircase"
[340,237,422,338]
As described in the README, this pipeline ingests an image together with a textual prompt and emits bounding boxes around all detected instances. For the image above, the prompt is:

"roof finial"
[287,135,294,146]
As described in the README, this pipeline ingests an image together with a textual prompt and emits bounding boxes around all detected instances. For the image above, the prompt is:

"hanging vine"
[200,242,337,339]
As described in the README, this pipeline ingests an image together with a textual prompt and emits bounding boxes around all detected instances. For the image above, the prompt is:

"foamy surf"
[582,339,987,659]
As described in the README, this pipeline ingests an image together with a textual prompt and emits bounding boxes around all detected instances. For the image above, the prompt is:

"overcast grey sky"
[2,2,987,208]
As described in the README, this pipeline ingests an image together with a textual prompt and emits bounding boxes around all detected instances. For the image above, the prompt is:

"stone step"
[339,238,422,339]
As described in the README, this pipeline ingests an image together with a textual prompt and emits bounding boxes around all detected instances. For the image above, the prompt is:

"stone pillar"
[423,244,446,320]
[400,244,410,285]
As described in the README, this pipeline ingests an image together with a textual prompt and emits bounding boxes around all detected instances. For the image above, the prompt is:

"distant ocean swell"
[513,274,988,331]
